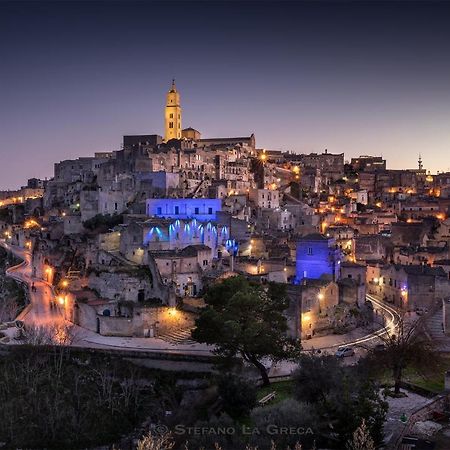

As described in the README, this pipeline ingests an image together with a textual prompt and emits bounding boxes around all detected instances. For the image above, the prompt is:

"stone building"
[367,263,449,311]
[339,261,367,306]
[249,188,280,209]
[153,244,213,297]
[295,233,341,282]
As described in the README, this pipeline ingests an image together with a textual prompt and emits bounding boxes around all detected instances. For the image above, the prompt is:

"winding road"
[2,241,65,327]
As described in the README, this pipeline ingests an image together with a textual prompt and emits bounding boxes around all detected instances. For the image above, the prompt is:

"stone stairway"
[425,304,445,342]
[422,303,450,353]
[158,328,197,345]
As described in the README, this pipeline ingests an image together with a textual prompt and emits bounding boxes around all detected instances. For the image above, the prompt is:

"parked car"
[415,307,428,316]
[335,346,355,358]
[374,343,386,353]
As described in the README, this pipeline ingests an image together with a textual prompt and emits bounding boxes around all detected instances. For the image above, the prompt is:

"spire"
[418,153,423,170]
[170,78,176,92]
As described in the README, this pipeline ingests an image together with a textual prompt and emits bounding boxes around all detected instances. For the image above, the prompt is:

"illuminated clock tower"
[164,79,182,141]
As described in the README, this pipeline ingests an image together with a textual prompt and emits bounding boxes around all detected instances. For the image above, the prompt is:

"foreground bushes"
[0,347,172,449]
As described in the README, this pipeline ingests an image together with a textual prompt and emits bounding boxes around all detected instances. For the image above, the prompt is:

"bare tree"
[366,312,440,395]
[22,322,79,346]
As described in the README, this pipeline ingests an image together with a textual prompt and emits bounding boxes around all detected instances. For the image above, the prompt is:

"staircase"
[425,303,445,342]
[158,328,197,345]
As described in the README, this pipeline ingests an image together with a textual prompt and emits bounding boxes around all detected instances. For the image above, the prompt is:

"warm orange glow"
[61,280,69,288]
[168,307,177,316]
[260,154,267,161]
[24,219,40,229]
[58,296,65,305]
[436,213,446,220]
[375,202,382,208]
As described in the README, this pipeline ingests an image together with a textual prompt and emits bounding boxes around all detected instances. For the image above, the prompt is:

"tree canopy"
[293,354,387,447]
[192,276,300,385]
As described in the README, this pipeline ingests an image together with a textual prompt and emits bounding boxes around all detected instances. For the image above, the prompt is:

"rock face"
[0,247,26,322]
[88,271,154,303]
[87,262,174,305]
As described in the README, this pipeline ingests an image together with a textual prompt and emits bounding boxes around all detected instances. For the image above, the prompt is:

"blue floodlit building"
[295,233,341,283]
[146,198,222,221]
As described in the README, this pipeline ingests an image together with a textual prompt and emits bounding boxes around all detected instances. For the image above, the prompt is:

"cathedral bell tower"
[164,79,182,141]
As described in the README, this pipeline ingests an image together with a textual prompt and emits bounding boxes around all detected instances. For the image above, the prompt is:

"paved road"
[2,241,65,327]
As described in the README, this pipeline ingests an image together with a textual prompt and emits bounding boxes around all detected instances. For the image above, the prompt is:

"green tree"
[293,354,387,448]
[192,276,300,386]
[292,354,342,404]
[217,375,257,419]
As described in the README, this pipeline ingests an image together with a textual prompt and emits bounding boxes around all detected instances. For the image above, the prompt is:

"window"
[174,206,179,214]
[307,247,313,255]
[169,113,173,118]
[194,207,199,214]
[114,202,118,211]
[157,207,162,215]
[169,122,173,129]
[208,207,213,214]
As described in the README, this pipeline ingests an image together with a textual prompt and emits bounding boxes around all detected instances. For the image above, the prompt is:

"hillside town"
[2,81,450,450]
[2,81,450,344]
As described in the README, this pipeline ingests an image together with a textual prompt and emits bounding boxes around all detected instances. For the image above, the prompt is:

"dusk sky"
[1,1,450,189]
